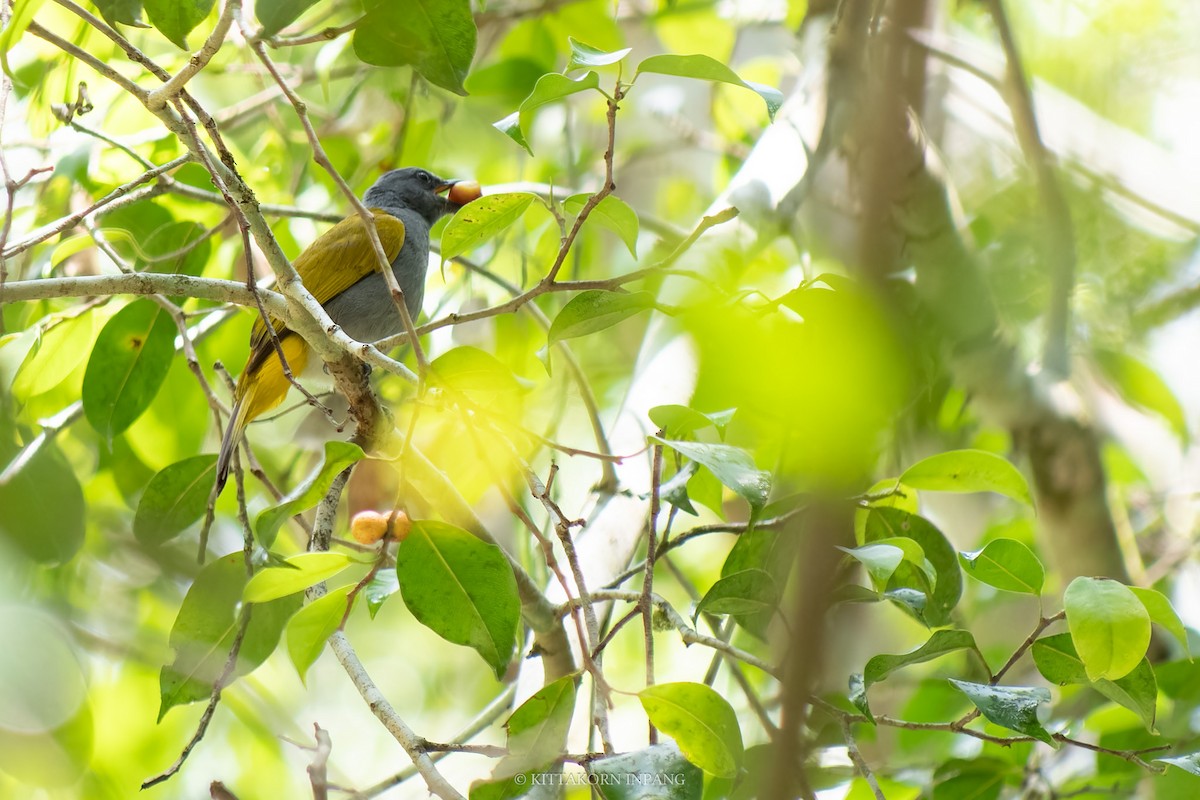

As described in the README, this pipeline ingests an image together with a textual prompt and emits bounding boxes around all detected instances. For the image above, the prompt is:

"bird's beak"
[434,180,460,195]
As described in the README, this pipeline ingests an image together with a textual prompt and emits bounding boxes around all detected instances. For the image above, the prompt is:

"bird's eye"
[420,172,432,185]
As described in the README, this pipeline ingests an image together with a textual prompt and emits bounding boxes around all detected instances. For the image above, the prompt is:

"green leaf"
[12,311,96,399]
[563,194,640,257]
[159,552,301,719]
[0,441,85,565]
[1094,348,1188,442]
[364,568,399,619]
[286,585,352,683]
[133,454,218,546]
[567,37,632,71]
[494,675,577,776]
[82,299,175,442]
[1129,587,1192,659]
[492,111,532,155]
[256,0,323,36]
[93,0,150,28]
[958,538,1045,595]
[1064,577,1152,681]
[865,509,963,628]
[589,744,704,800]
[863,630,979,691]
[516,70,601,139]
[243,552,354,603]
[1156,753,1200,777]
[1032,633,1089,685]
[931,759,1007,800]
[650,438,770,510]
[695,569,778,619]
[352,0,477,95]
[639,682,744,778]
[635,54,781,121]
[1032,634,1158,732]
[548,290,655,344]
[840,539,928,589]
[853,479,917,545]
[441,193,537,259]
[429,346,524,419]
[397,521,520,680]
[948,680,1055,746]
[899,449,1033,506]
[143,0,214,49]
[254,441,364,548]
[1,0,49,76]
[648,405,736,439]
[1094,658,1158,733]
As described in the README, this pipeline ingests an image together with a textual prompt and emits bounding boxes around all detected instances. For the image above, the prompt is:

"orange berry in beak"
[448,181,482,206]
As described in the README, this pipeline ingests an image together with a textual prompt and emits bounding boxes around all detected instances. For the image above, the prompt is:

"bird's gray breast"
[322,207,430,344]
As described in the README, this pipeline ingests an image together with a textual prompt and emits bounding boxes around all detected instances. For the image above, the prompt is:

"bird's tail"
[215,334,309,494]
[215,395,249,494]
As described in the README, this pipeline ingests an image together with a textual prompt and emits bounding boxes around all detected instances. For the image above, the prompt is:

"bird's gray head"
[363,167,462,226]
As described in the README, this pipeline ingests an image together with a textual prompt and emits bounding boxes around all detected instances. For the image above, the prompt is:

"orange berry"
[350,511,389,545]
[449,181,482,206]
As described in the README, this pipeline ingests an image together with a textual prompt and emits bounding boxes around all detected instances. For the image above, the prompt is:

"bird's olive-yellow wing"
[244,209,405,374]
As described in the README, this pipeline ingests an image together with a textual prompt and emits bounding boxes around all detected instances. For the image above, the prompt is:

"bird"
[214,167,482,493]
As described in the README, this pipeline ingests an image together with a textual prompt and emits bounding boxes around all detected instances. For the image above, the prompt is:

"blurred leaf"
[648,405,735,439]
[133,454,218,546]
[958,538,1045,595]
[12,312,96,399]
[429,346,524,419]
[441,193,537,259]
[397,521,520,680]
[257,0,323,36]
[159,552,300,719]
[548,290,654,344]
[948,680,1055,746]
[639,682,743,778]
[1094,348,1188,442]
[566,36,631,70]
[0,0,48,75]
[365,568,399,619]
[286,585,352,683]
[243,552,354,603]
[143,0,214,49]
[650,438,770,510]
[0,440,85,564]
[1129,587,1192,659]
[254,441,364,548]
[0,702,93,788]
[899,449,1032,506]
[465,58,545,104]
[353,0,476,95]
[563,193,639,257]
[635,54,781,121]
[82,299,175,443]
[1064,577,1151,681]
[866,509,962,627]
[590,744,703,800]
